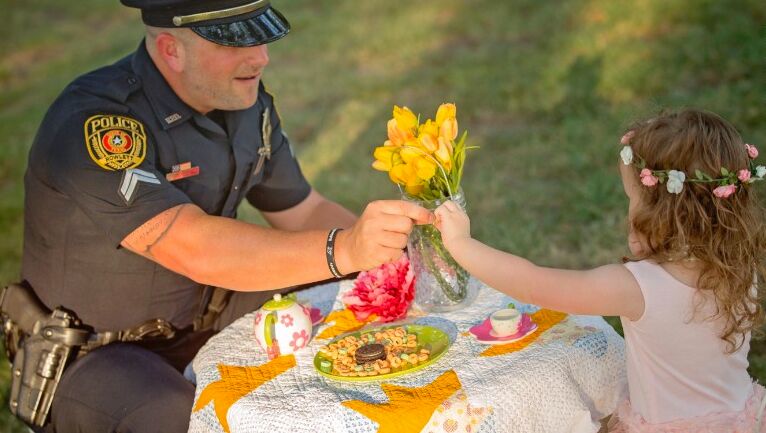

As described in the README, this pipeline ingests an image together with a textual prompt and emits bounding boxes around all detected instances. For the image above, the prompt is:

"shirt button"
[234,186,239,190]
[127,77,137,85]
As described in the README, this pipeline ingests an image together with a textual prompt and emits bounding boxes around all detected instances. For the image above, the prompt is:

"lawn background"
[1,0,764,430]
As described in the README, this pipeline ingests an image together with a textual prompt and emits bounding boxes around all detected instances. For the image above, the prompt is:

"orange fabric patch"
[316,309,377,340]
[193,355,296,433]
[480,309,568,357]
[342,369,463,433]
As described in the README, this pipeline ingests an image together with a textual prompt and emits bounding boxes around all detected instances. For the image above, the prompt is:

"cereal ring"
[408,354,418,364]
[379,367,391,374]
[418,353,429,362]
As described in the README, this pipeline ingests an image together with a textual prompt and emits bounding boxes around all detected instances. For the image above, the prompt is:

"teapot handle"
[264,311,277,348]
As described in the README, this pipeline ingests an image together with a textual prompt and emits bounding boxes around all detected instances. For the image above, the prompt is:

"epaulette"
[68,56,142,105]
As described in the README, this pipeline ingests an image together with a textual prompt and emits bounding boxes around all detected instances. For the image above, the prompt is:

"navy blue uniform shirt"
[22,42,311,332]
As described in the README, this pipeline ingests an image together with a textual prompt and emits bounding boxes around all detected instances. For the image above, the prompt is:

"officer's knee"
[116,381,194,433]
[50,344,194,433]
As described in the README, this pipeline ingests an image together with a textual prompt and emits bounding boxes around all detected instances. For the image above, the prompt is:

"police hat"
[121,0,290,47]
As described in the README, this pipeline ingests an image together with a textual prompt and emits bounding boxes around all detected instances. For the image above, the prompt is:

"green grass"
[2,0,765,430]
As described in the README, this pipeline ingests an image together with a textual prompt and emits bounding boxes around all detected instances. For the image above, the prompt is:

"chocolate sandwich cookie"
[355,343,386,364]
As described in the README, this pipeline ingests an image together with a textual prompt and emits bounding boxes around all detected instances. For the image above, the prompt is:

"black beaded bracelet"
[326,228,344,278]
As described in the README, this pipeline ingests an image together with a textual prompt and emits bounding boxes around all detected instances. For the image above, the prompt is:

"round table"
[188,279,626,433]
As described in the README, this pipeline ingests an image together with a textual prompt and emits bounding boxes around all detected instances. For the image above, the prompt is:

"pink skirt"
[609,383,766,433]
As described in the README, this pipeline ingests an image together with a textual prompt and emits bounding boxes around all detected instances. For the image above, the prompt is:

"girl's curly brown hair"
[626,109,766,353]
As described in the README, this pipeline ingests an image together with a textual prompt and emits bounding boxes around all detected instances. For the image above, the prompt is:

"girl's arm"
[435,201,644,320]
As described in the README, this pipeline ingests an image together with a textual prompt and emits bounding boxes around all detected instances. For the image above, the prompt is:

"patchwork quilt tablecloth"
[188,279,626,433]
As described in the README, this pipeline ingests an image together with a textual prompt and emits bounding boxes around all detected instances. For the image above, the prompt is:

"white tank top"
[621,260,752,423]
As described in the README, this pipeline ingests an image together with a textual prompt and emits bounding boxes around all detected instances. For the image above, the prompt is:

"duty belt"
[0,282,192,427]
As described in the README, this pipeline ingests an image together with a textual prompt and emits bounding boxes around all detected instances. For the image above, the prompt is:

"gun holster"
[0,283,90,427]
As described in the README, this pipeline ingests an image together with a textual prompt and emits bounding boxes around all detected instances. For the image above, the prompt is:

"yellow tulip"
[374,145,395,160]
[387,119,413,146]
[400,146,421,164]
[440,117,458,141]
[434,138,452,172]
[393,105,418,133]
[405,184,424,195]
[435,103,456,126]
[372,160,390,172]
[389,163,420,186]
[373,146,397,171]
[418,119,439,139]
[414,157,437,181]
[437,136,453,155]
[418,133,438,153]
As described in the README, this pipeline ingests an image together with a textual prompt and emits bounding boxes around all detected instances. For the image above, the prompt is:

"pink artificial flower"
[713,184,737,198]
[342,255,415,323]
[639,168,659,187]
[745,144,758,159]
[738,169,751,183]
[621,130,635,145]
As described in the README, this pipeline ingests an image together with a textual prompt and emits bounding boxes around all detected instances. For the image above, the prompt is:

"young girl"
[434,109,766,432]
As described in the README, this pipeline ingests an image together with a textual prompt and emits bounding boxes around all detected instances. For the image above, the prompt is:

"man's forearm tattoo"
[131,204,186,258]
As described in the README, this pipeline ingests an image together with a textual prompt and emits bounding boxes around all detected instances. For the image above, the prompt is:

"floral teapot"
[253,293,313,359]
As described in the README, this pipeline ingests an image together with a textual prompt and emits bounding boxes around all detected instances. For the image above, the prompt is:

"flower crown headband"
[619,131,765,198]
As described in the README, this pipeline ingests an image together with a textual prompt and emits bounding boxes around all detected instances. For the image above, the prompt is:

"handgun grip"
[0,283,49,334]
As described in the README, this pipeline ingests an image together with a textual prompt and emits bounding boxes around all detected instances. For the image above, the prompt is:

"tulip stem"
[412,224,469,303]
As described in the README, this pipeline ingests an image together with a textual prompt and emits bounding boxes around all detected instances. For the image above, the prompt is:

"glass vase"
[405,189,477,312]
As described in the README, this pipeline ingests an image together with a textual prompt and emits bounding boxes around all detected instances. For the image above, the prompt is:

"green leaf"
[721,167,729,176]
[695,169,705,180]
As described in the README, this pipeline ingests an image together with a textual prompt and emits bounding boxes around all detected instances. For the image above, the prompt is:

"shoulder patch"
[84,114,147,171]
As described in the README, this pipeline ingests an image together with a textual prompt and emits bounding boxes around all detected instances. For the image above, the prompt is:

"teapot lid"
[263,293,295,311]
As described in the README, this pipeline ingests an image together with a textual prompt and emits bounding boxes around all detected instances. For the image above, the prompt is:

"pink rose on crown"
[342,255,415,323]
[713,184,737,198]
[640,168,659,187]
[746,144,758,159]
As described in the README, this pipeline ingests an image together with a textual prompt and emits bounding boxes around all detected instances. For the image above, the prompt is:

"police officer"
[19,1,431,431]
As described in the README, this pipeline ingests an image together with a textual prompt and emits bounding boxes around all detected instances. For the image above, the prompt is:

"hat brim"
[191,6,290,47]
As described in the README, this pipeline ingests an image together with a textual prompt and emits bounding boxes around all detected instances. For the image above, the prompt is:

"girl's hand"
[434,200,471,248]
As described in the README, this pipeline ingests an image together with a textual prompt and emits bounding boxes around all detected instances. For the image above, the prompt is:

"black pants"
[41,287,299,433]
[45,343,194,433]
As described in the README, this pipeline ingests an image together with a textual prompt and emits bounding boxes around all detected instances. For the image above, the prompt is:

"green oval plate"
[314,324,450,382]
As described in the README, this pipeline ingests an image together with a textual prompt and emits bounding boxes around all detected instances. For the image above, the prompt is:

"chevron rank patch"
[84,114,147,171]
[119,168,161,204]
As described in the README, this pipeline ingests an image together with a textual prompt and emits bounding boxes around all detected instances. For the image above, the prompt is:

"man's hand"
[433,200,471,250]
[334,200,432,273]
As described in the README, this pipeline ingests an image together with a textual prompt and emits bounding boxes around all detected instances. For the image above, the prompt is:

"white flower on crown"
[756,166,766,179]
[620,146,633,165]
[666,170,686,194]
